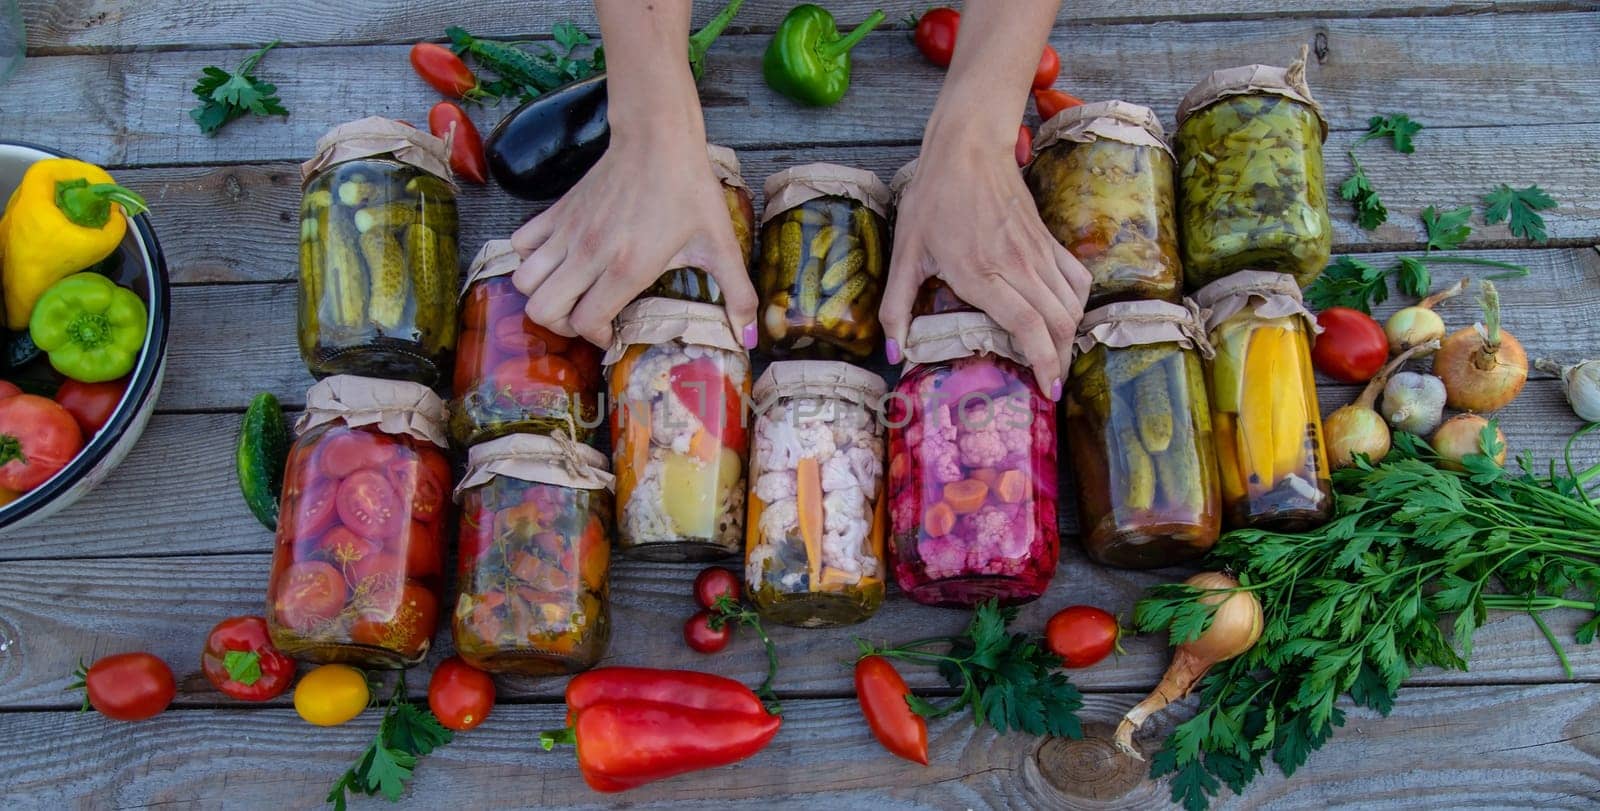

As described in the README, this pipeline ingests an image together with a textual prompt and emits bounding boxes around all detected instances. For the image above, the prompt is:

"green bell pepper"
[28,272,148,383]
[763,4,885,107]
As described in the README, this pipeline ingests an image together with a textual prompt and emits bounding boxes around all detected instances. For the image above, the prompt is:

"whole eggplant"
[484,73,610,201]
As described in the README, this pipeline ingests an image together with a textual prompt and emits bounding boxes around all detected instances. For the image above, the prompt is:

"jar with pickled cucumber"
[746,361,887,627]
[298,117,460,385]
[450,240,604,447]
[643,144,756,305]
[1175,52,1332,288]
[606,298,751,562]
[266,376,451,669]
[1067,300,1221,569]
[756,163,890,359]
[1026,100,1181,307]
[453,433,614,675]
[1192,271,1331,530]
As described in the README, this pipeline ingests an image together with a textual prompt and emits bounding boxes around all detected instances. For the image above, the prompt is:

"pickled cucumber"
[821,249,864,292]
[816,273,868,327]
[325,214,367,327]
[360,227,409,331]
[1133,363,1174,453]
[1116,425,1156,511]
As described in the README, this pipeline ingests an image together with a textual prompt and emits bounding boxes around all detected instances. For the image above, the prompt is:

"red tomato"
[428,656,496,731]
[693,567,741,610]
[683,610,732,654]
[396,520,443,578]
[0,394,84,492]
[74,652,175,721]
[1313,307,1389,383]
[0,381,21,398]
[338,470,405,541]
[1014,124,1033,168]
[855,655,929,765]
[668,357,747,451]
[275,560,347,632]
[491,313,559,355]
[1033,45,1060,91]
[912,8,960,68]
[1033,88,1084,123]
[292,476,340,538]
[54,377,128,436]
[387,454,449,524]
[410,42,480,99]
[316,526,383,569]
[317,430,397,479]
[454,329,486,393]
[351,581,438,655]
[1045,605,1123,669]
[201,616,295,702]
[461,284,494,332]
[350,552,405,589]
[579,517,608,590]
[493,356,583,403]
[428,101,488,185]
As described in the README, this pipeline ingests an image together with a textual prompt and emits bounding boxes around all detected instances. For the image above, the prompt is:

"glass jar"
[643,144,756,305]
[606,298,751,561]
[1026,100,1181,307]
[452,433,614,675]
[746,361,887,627]
[887,313,1058,607]
[298,117,460,385]
[449,240,603,447]
[266,376,451,668]
[1066,301,1220,568]
[756,163,890,360]
[1192,271,1332,530]
[1175,54,1332,288]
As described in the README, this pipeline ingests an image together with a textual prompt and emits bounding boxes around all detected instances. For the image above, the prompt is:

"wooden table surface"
[3,1,1599,808]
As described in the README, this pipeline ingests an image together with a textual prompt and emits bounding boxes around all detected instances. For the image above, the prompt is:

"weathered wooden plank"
[0,684,1595,809]
[3,13,1598,167]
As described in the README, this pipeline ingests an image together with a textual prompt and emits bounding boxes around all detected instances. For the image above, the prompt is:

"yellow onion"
[1433,414,1507,471]
[1385,278,1467,355]
[1327,341,1437,468]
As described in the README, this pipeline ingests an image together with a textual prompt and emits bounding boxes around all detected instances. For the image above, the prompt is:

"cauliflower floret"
[716,481,746,547]
[624,348,677,401]
[929,404,958,442]
[968,505,1030,566]
[759,497,798,543]
[925,434,963,483]
[829,405,872,447]
[917,533,968,580]
[820,454,857,493]
[958,427,1008,468]
[652,385,701,443]
[891,494,919,534]
[824,486,865,533]
[746,542,778,588]
[621,460,674,542]
[760,417,806,469]
[822,528,864,580]
[794,421,837,459]
[846,444,883,492]
[753,472,797,503]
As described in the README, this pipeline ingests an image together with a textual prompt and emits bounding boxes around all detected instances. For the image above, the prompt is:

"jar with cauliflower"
[887,309,1059,607]
[606,298,751,561]
[644,144,756,305]
[745,361,887,627]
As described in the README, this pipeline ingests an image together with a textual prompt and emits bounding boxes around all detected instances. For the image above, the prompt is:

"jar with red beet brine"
[887,305,1059,607]
[266,376,452,669]
[449,240,604,447]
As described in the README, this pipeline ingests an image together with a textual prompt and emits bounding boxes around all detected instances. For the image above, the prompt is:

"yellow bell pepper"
[1,159,148,330]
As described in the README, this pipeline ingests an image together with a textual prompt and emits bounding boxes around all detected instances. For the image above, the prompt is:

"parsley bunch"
[1340,114,1421,230]
[327,675,453,809]
[189,41,289,136]
[858,600,1084,738]
[447,23,604,105]
[1133,424,1600,811]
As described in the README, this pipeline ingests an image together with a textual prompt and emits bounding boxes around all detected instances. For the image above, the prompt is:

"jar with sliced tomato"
[746,361,887,627]
[453,433,613,675]
[1066,300,1221,569]
[299,117,460,385]
[606,298,751,562]
[266,375,452,668]
[756,163,890,360]
[1025,100,1180,307]
[887,310,1059,607]
[642,144,756,306]
[449,240,603,447]
[1192,271,1331,530]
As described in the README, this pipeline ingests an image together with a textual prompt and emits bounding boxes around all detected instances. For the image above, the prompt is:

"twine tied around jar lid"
[454,431,614,502]
[707,143,749,193]
[300,116,455,183]
[1035,99,1172,158]
[1174,45,1328,139]
[902,311,1028,369]
[1074,298,1214,360]
[761,162,891,224]
[297,374,450,448]
[752,360,888,410]
[1191,270,1324,336]
[602,297,745,366]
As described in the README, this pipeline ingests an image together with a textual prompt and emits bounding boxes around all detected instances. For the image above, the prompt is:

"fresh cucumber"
[237,392,291,531]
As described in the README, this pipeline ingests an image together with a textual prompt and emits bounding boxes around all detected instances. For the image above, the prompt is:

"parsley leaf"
[1395,257,1430,298]
[1483,184,1558,243]
[1421,205,1472,252]
[1340,114,1422,230]
[327,675,453,809]
[1304,256,1389,313]
[1366,114,1422,154]
[222,650,261,685]
[189,41,288,136]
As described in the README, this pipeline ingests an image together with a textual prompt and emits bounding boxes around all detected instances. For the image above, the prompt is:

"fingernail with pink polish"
[885,339,902,365]
[742,323,759,349]
[1050,378,1063,402]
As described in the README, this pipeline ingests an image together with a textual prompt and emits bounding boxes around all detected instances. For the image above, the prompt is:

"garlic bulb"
[1380,372,1447,436]
[1537,358,1600,422]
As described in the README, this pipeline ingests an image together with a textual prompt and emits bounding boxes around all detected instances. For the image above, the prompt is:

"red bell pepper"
[668,357,748,450]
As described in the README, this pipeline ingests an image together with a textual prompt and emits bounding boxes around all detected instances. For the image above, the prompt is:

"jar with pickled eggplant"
[450,240,603,447]
[606,298,751,562]
[642,144,757,305]
[266,376,451,668]
[887,312,1059,607]
[746,361,887,627]
[1175,51,1332,288]
[1067,300,1221,569]
[1192,271,1331,530]
[453,433,614,675]
[756,163,890,359]
[299,118,460,385]
[1026,100,1181,307]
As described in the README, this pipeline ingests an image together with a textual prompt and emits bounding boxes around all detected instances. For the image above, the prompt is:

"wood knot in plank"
[1031,722,1147,802]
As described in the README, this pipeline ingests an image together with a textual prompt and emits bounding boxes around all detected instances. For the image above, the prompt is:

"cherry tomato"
[0,381,20,399]
[397,520,443,578]
[73,652,176,721]
[1033,44,1060,91]
[409,42,480,99]
[428,656,496,732]
[855,655,929,765]
[683,610,731,654]
[1313,307,1390,383]
[912,7,960,68]
[494,356,583,405]
[387,453,449,524]
[316,526,383,569]
[292,476,339,538]
[0,394,83,492]
[54,377,127,436]
[1033,88,1084,123]
[201,616,296,702]
[295,663,369,727]
[275,560,347,632]
[1015,124,1033,168]
[491,313,556,355]
[351,581,438,655]
[428,101,488,185]
[338,470,405,541]
[317,430,396,479]
[1045,605,1123,669]
[454,329,485,393]
[693,567,741,610]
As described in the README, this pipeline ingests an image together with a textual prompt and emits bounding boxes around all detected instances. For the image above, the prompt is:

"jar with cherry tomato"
[266,376,452,668]
[606,298,751,562]
[643,144,756,305]
[453,433,613,675]
[450,240,604,447]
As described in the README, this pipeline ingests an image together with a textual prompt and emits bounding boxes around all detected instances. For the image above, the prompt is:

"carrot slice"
[969,468,1000,487]
[942,479,990,514]
[687,427,720,464]
[797,457,824,585]
[995,470,1028,504]
[925,502,957,536]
